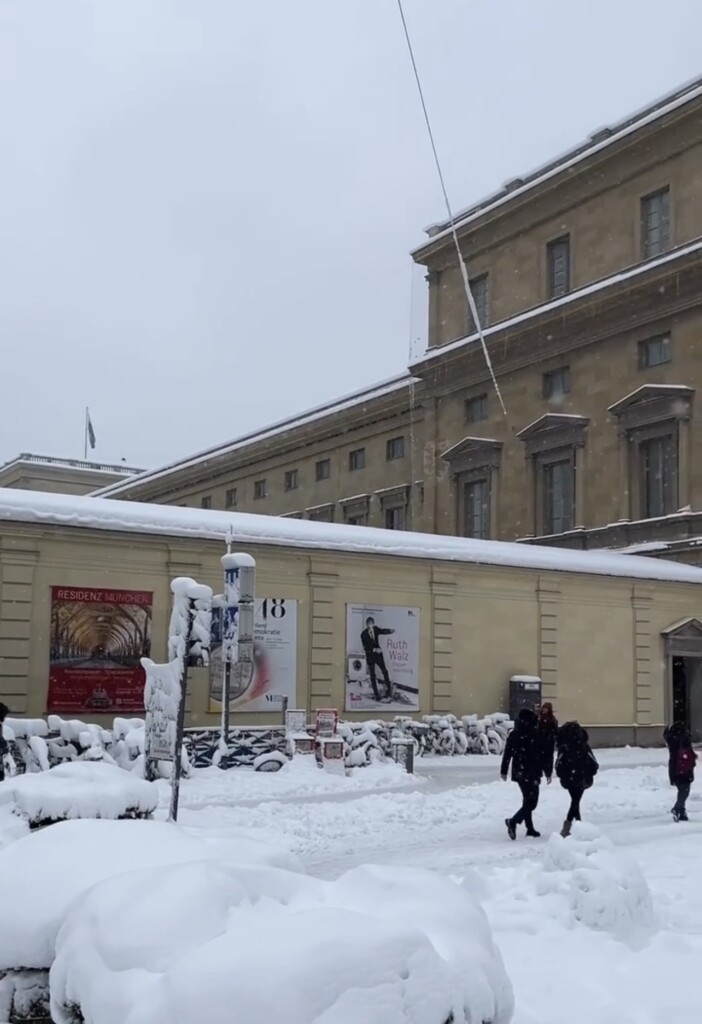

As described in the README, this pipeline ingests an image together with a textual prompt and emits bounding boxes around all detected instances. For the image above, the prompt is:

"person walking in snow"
[538,702,559,766]
[663,721,697,822]
[501,707,552,840]
[555,720,599,837]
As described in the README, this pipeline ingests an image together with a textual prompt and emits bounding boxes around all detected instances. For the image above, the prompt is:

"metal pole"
[83,407,88,461]
[222,658,231,750]
[169,598,193,823]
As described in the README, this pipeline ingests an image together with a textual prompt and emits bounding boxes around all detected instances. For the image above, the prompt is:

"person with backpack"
[501,707,553,840]
[555,720,599,837]
[663,721,697,822]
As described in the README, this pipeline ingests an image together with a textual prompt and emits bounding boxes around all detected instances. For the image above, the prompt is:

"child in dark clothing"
[555,721,599,838]
[663,722,697,822]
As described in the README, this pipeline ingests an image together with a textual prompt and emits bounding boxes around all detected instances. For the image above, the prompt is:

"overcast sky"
[0,0,699,470]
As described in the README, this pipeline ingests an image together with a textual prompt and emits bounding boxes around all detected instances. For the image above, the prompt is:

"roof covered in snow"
[0,453,143,477]
[94,373,417,498]
[1,488,702,585]
[414,75,702,255]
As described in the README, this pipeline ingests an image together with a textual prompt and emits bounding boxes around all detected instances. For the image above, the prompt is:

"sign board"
[143,659,181,764]
[315,709,338,737]
[345,604,420,712]
[48,587,153,713]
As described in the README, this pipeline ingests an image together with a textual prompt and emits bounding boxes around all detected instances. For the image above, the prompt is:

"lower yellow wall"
[1,520,700,744]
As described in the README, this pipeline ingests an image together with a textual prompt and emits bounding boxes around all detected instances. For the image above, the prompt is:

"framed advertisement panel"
[345,603,420,712]
[209,597,297,713]
[48,586,153,713]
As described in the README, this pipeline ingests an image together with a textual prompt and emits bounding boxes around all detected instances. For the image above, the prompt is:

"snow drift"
[50,861,514,1024]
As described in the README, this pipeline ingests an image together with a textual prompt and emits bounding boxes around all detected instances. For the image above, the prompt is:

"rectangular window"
[349,447,366,471]
[543,459,574,534]
[386,436,405,461]
[546,235,571,299]
[200,495,212,510]
[315,458,331,482]
[463,479,490,539]
[308,506,334,522]
[639,434,677,518]
[254,479,267,500]
[385,505,407,530]
[641,187,670,259]
[543,366,571,400]
[465,393,488,424]
[346,512,368,526]
[638,334,671,369]
[225,487,237,508]
[284,469,299,492]
[468,273,489,331]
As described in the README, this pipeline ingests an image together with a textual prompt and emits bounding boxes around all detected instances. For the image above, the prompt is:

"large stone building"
[1,488,702,743]
[96,76,702,563]
[0,454,143,496]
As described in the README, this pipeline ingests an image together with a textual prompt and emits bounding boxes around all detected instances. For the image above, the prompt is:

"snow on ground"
[0,747,699,1023]
[166,755,420,809]
[171,749,702,1023]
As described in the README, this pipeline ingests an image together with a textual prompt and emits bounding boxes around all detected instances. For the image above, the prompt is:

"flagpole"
[84,407,88,460]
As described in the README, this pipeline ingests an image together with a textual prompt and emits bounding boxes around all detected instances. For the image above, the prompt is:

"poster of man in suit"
[345,604,420,711]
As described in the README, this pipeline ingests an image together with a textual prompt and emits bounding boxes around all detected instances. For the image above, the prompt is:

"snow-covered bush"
[50,859,514,1024]
[538,823,656,945]
[0,762,158,829]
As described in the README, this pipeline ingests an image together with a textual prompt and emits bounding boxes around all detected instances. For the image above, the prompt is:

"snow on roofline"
[413,76,702,256]
[94,373,417,498]
[2,488,702,586]
[411,239,702,368]
[0,453,143,476]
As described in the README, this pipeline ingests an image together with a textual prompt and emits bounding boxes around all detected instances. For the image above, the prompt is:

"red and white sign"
[315,709,338,737]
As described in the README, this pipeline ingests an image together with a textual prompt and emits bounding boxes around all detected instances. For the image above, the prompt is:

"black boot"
[526,827,541,838]
[505,818,517,841]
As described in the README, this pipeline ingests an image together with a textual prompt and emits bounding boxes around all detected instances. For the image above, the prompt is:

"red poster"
[48,586,153,714]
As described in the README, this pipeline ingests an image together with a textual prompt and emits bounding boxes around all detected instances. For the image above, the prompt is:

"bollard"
[391,737,415,774]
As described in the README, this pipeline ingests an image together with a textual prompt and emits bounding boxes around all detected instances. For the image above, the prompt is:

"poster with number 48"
[209,597,297,713]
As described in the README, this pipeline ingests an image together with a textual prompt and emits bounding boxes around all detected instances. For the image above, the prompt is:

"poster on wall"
[48,587,153,713]
[209,597,297,713]
[345,603,420,712]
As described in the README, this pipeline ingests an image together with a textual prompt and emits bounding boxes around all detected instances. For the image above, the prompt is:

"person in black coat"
[538,702,559,766]
[501,707,553,840]
[663,721,697,822]
[555,721,599,837]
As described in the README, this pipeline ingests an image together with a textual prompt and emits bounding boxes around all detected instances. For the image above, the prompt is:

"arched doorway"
[662,618,702,742]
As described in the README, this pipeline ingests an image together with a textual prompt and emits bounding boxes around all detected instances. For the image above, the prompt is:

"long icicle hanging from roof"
[396,0,507,416]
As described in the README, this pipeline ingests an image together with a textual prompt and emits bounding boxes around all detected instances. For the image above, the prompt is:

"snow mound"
[50,861,513,1024]
[0,817,297,971]
[539,823,656,944]
[0,761,158,824]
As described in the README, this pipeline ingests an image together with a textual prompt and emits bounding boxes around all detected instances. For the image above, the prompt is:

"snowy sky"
[1,0,699,470]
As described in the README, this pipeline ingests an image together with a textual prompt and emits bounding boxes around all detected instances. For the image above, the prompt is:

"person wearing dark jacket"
[501,708,552,840]
[0,702,9,782]
[663,721,697,822]
[538,702,559,766]
[555,721,599,837]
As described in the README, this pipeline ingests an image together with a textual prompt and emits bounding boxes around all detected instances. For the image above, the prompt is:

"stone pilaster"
[0,541,40,715]
[537,577,560,704]
[308,563,339,709]
[632,585,654,726]
[430,567,455,712]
